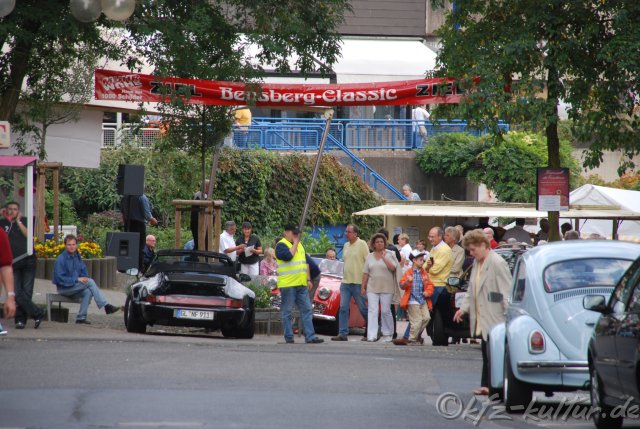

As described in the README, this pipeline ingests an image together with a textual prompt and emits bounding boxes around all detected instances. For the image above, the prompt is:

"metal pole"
[299,110,333,231]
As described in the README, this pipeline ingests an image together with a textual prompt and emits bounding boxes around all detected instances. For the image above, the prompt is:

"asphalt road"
[0,326,638,429]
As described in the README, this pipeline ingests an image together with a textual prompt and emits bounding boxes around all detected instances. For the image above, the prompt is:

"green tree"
[0,0,350,159]
[433,1,640,240]
[416,132,579,203]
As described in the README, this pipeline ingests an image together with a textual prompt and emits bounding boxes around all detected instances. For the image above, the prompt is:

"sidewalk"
[0,277,128,332]
[1,279,437,347]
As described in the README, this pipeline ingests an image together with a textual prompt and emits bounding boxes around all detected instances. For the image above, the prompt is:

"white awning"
[334,38,437,83]
[354,201,640,220]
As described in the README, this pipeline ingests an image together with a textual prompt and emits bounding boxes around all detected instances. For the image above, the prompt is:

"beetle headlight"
[317,287,331,300]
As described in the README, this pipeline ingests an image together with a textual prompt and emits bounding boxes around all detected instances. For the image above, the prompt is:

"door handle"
[585,321,596,327]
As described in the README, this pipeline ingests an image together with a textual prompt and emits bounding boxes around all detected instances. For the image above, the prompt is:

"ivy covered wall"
[61,147,383,241]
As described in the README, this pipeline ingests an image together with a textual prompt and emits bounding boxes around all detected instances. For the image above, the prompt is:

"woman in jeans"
[362,233,399,342]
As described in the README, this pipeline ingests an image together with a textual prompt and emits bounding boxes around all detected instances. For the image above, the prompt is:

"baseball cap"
[284,223,300,234]
[409,251,426,261]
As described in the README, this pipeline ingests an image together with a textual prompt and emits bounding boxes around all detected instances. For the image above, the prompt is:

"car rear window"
[544,258,633,293]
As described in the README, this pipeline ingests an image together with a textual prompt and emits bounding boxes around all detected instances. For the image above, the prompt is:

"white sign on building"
[0,121,10,148]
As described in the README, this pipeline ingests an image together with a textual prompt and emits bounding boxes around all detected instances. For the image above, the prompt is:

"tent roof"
[570,184,640,212]
[0,156,37,167]
[353,200,640,220]
[333,38,436,83]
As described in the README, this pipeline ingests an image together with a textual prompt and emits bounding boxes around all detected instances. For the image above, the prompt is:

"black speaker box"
[116,164,145,196]
[105,232,140,272]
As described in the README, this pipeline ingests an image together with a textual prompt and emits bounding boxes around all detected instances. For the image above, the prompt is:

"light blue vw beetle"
[487,240,640,411]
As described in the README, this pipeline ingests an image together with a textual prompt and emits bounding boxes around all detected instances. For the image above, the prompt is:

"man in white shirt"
[412,103,430,145]
[219,221,244,262]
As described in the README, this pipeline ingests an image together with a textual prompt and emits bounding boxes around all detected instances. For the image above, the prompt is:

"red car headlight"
[317,287,332,300]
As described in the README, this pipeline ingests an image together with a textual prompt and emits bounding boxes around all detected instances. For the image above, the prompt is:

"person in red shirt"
[483,227,499,249]
[0,228,17,334]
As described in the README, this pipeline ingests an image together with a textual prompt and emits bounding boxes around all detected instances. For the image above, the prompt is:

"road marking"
[119,423,204,427]
[374,357,395,361]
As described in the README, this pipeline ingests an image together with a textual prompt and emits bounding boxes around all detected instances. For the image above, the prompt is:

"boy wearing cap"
[398,252,434,344]
[236,221,262,275]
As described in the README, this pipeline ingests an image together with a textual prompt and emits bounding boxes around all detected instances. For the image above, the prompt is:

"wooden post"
[172,199,223,251]
[52,167,59,240]
[213,201,222,252]
[197,208,205,250]
[174,209,181,248]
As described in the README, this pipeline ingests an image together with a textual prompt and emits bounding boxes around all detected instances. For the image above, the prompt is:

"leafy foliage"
[1,0,351,164]
[45,190,79,226]
[416,132,579,203]
[302,229,335,255]
[62,146,383,244]
[432,0,640,173]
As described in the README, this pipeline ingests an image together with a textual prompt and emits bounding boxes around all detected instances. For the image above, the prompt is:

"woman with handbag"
[361,233,400,342]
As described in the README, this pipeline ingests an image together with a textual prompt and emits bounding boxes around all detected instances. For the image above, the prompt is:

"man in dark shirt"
[0,202,44,329]
[142,234,156,273]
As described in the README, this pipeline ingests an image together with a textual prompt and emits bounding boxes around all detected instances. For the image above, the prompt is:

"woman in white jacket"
[454,229,512,395]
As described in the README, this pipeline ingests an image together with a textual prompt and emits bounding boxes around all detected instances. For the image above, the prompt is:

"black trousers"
[13,255,43,323]
[481,338,489,388]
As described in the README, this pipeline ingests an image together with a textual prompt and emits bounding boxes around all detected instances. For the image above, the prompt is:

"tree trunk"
[200,110,206,195]
[545,64,562,242]
[0,39,34,121]
[39,125,48,160]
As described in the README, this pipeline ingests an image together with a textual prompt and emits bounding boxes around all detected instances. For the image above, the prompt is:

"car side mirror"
[126,268,139,277]
[447,277,460,287]
[238,273,251,283]
[583,295,607,313]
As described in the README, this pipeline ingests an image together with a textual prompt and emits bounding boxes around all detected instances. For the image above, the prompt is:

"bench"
[46,293,82,322]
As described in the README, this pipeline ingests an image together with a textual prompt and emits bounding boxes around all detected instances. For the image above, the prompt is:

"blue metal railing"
[229,117,508,199]
[233,118,508,150]
[324,133,406,200]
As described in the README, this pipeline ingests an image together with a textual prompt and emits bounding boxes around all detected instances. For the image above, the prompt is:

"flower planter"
[255,308,281,335]
[36,256,118,289]
[254,308,302,336]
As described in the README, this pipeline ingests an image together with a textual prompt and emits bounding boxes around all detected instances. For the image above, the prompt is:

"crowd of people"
[211,217,584,394]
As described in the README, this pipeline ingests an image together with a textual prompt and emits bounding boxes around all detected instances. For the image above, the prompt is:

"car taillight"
[145,294,157,303]
[529,330,545,353]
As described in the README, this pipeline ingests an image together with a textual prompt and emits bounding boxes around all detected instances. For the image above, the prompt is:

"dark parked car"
[429,245,529,346]
[585,255,640,429]
[124,250,256,338]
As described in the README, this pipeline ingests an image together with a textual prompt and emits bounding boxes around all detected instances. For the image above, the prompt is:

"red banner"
[94,69,465,107]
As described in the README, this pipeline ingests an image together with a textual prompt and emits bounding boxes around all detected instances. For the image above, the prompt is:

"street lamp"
[0,0,15,18]
[70,0,102,23]
[69,0,135,22]
[102,0,136,21]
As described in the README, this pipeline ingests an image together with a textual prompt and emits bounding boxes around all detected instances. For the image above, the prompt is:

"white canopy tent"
[561,185,640,241]
[353,199,640,243]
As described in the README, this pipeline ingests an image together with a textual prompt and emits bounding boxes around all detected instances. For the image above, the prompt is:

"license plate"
[174,309,214,320]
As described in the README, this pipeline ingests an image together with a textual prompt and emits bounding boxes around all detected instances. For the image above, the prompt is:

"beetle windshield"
[543,258,633,293]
